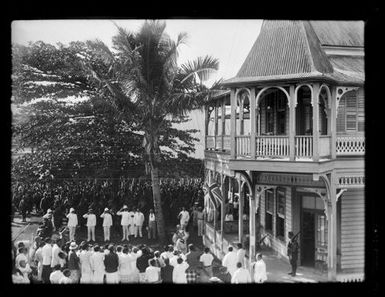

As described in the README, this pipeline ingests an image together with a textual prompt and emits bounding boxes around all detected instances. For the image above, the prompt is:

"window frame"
[265,189,274,233]
[275,188,286,240]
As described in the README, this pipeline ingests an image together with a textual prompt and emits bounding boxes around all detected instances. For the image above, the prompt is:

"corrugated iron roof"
[309,21,364,47]
[328,55,364,74]
[222,20,364,87]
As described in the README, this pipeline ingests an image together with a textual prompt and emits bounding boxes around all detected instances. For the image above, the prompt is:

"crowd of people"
[12,201,268,284]
[12,236,267,284]
[12,178,204,228]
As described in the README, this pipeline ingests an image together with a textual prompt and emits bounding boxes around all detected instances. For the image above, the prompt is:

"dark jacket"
[161,264,174,283]
[137,253,152,273]
[186,251,201,269]
[217,271,232,283]
[68,251,79,270]
[104,252,119,273]
[287,239,299,259]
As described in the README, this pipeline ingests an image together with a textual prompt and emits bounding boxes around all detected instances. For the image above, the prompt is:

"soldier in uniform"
[287,231,299,276]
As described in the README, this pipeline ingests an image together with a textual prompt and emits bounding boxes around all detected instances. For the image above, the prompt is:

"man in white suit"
[134,208,145,238]
[100,208,113,242]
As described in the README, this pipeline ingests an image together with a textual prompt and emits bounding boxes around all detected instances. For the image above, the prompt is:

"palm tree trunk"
[150,162,166,243]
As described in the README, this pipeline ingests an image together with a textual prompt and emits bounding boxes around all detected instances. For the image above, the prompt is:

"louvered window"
[336,88,364,134]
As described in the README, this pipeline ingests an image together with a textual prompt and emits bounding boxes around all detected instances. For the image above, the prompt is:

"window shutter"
[337,97,346,133]
[345,91,357,132]
[357,88,365,132]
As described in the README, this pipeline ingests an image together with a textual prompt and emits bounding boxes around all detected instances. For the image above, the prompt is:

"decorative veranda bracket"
[255,185,277,212]
[336,188,347,203]
[297,187,330,220]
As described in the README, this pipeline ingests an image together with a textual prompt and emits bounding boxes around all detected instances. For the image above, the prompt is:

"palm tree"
[82,20,219,243]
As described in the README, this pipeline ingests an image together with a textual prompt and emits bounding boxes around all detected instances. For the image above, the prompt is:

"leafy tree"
[81,20,219,242]
[12,35,207,231]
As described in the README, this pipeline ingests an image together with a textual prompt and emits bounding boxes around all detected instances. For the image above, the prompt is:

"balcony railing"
[215,136,222,150]
[295,136,313,158]
[336,135,365,155]
[236,135,251,157]
[223,135,231,151]
[207,134,365,159]
[256,136,289,157]
[206,136,215,150]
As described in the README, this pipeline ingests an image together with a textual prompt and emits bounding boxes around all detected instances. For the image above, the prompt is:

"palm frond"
[180,55,219,84]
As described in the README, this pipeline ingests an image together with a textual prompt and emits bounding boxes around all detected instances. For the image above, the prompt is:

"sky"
[12,19,263,158]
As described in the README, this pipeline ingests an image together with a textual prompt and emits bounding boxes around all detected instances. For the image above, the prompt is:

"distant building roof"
[222,20,364,87]
[309,21,364,47]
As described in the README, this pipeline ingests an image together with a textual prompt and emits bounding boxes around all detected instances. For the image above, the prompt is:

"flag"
[204,182,222,208]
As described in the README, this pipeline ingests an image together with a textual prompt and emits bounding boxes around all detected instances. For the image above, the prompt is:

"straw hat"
[69,208,75,213]
[69,242,78,250]
[104,208,109,212]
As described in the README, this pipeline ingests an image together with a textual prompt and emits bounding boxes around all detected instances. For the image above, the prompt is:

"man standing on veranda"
[83,208,96,242]
[66,208,78,242]
[134,208,145,238]
[178,207,190,231]
[100,208,113,242]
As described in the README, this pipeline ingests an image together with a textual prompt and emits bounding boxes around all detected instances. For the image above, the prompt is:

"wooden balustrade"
[295,136,313,158]
[223,135,231,151]
[255,136,289,157]
[206,136,215,150]
[208,133,364,159]
[336,135,365,155]
[215,135,223,150]
[235,136,251,157]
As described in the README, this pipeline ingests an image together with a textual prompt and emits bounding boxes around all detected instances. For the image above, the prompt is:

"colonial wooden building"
[202,20,364,282]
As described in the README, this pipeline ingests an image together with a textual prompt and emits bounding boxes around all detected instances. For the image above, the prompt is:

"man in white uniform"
[134,208,145,238]
[128,208,135,237]
[83,208,96,242]
[222,246,238,277]
[178,207,190,230]
[251,253,267,283]
[172,257,189,283]
[100,208,113,242]
[117,205,130,241]
[66,208,78,242]
[236,243,246,268]
[231,262,251,284]
[90,245,105,283]
[50,239,62,268]
[79,242,93,283]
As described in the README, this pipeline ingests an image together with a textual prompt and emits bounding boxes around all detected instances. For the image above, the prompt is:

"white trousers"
[87,226,95,241]
[105,272,119,284]
[122,225,129,240]
[93,271,105,283]
[69,226,76,241]
[134,225,143,237]
[103,226,111,241]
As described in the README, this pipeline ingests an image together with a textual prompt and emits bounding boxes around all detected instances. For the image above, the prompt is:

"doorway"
[301,210,315,266]
[300,194,328,268]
